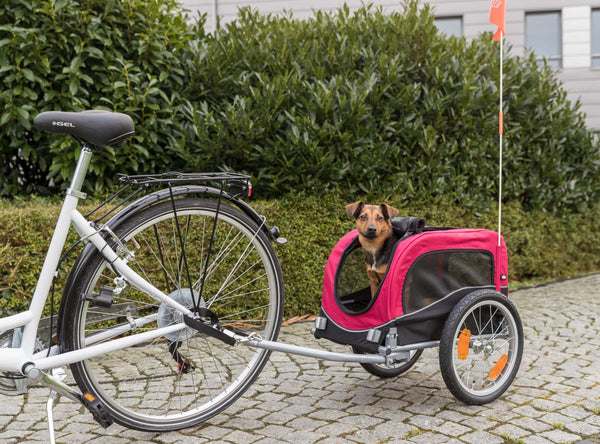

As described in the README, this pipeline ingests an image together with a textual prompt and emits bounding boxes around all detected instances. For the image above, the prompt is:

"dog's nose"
[367,225,377,235]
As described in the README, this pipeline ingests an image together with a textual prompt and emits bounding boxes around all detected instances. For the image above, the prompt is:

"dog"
[345,201,399,297]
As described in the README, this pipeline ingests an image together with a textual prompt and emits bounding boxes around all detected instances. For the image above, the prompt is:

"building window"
[526,11,562,68]
[593,9,600,67]
[434,16,462,37]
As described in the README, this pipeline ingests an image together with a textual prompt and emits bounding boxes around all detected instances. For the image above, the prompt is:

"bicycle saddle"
[34,110,135,149]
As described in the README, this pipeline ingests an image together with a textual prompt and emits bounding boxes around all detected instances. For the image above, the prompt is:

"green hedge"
[1,1,599,214]
[0,0,199,195]
[1,197,599,317]
[186,3,600,212]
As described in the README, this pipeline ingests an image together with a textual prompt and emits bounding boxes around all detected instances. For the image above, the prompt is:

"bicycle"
[0,110,286,437]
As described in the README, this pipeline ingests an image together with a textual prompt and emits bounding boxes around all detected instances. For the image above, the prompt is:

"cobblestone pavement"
[1,275,599,443]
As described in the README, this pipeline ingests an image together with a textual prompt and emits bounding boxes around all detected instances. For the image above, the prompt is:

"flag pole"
[489,0,506,247]
[498,31,503,246]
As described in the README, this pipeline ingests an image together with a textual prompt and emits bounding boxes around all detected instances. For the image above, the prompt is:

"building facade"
[180,0,600,131]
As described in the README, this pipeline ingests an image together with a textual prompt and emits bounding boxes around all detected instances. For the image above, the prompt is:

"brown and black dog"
[345,201,399,297]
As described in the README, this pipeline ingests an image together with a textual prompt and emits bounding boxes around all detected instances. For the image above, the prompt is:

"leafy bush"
[1,197,599,317]
[185,2,600,212]
[0,0,200,196]
[1,0,598,214]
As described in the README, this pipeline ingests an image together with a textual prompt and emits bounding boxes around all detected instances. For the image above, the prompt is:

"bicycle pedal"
[86,286,114,308]
[82,392,113,428]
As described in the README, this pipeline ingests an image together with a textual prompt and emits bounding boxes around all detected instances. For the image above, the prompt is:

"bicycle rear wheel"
[62,197,284,431]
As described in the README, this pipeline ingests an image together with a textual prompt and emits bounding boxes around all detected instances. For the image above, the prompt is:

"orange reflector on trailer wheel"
[457,329,471,360]
[489,354,508,380]
[84,393,96,402]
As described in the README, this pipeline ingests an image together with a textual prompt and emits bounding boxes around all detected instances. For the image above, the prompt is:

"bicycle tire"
[62,197,284,431]
[438,289,523,405]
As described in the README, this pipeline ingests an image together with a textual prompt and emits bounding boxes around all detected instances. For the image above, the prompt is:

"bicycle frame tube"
[31,323,186,371]
[19,147,94,356]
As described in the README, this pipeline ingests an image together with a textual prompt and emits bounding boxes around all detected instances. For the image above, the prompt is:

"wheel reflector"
[457,329,471,360]
[489,354,508,380]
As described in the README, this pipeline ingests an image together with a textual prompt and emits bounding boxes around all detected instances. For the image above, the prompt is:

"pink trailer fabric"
[320,228,508,333]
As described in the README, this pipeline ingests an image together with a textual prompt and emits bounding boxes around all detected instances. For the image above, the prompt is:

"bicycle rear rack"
[118,171,251,189]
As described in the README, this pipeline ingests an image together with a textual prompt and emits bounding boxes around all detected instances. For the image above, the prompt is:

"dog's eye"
[376,216,384,221]
[359,214,367,221]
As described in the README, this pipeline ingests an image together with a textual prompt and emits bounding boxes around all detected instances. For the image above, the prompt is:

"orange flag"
[489,0,506,41]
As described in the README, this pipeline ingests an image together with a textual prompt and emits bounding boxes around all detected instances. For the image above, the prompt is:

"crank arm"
[183,315,239,346]
[25,365,82,403]
[25,365,113,428]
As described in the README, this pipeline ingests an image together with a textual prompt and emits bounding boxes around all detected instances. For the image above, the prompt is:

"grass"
[501,434,525,444]
[402,429,424,439]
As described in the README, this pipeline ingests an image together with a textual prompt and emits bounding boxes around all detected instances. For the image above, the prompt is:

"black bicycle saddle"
[34,110,135,149]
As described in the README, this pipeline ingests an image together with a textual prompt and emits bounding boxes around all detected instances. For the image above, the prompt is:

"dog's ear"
[380,204,399,220]
[345,201,364,218]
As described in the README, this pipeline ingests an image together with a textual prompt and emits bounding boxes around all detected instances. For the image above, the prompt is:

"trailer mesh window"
[335,243,372,313]
[402,250,494,314]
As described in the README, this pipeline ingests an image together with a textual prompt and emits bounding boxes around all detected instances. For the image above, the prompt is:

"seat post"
[68,145,93,198]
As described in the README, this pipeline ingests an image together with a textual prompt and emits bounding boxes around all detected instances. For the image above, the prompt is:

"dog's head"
[345,201,399,240]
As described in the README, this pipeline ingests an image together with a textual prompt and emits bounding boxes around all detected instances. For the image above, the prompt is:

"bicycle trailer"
[313,220,509,353]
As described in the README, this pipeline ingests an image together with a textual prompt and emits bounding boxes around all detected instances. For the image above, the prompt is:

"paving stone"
[288,416,327,431]
[492,423,531,439]
[539,429,582,443]
[432,420,472,436]
[308,408,347,421]
[223,417,264,431]
[461,415,499,431]
[459,430,504,443]
[221,430,261,443]
[154,432,192,443]
[521,434,556,444]
[316,438,357,444]
[539,411,577,426]
[512,416,554,433]
[338,413,384,429]
[1,275,600,443]
[564,421,600,436]
[0,402,22,416]
[408,431,458,443]
[346,428,391,444]
[530,398,566,412]
[512,405,546,418]
[314,421,359,437]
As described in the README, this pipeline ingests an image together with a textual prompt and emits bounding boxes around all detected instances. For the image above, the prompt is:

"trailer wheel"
[439,289,523,405]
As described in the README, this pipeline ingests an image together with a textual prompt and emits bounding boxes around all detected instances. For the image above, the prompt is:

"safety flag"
[489,0,506,41]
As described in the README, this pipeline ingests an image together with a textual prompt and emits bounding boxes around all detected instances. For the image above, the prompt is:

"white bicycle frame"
[0,146,205,375]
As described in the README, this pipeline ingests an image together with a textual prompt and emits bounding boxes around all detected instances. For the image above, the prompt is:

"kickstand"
[45,368,67,444]
[46,390,58,444]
